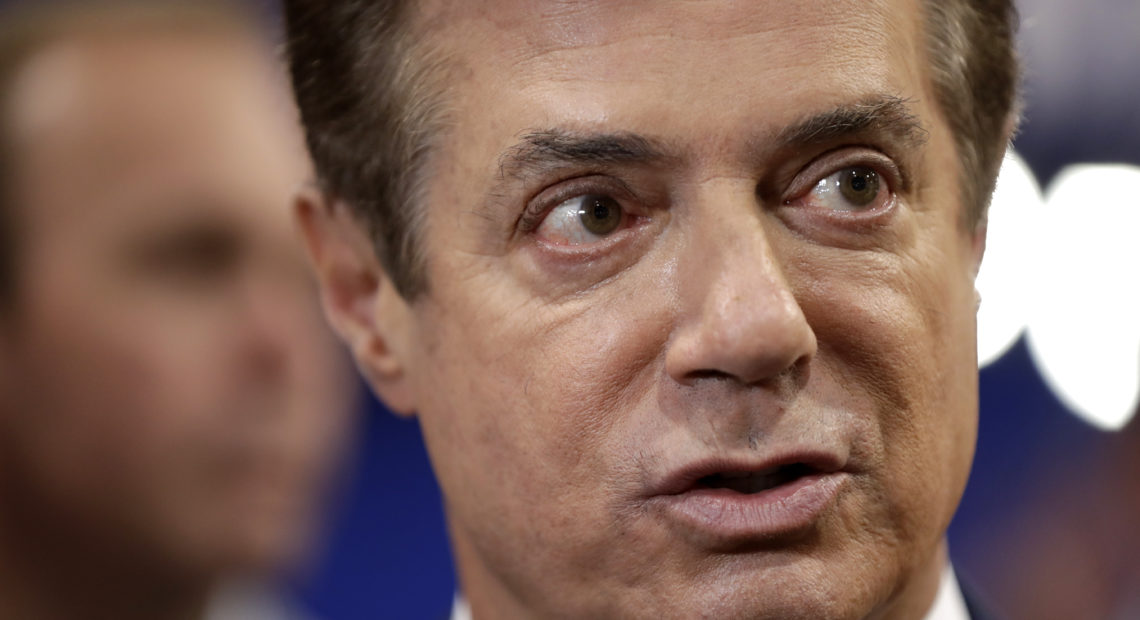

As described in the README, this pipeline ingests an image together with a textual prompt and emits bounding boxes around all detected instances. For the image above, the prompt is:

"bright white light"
[973,155,1140,430]
[1024,164,1140,431]
[976,151,1043,366]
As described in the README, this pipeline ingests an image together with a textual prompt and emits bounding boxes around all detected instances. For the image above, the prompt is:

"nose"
[237,265,300,386]
[665,190,817,387]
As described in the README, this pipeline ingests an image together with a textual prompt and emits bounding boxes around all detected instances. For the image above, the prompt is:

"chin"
[232,521,313,574]
[598,526,905,620]
[677,556,884,620]
[177,514,313,579]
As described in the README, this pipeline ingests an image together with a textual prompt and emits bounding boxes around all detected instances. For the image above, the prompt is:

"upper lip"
[648,449,847,498]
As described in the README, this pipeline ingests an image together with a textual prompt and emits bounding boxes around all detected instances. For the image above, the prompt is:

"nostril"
[685,369,734,382]
[679,362,809,392]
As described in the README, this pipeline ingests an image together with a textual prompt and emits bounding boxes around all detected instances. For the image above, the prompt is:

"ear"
[970,220,988,310]
[972,109,1017,292]
[970,220,988,278]
[294,186,418,416]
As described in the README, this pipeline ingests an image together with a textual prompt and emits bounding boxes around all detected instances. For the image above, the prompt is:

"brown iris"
[577,195,622,235]
[837,167,881,208]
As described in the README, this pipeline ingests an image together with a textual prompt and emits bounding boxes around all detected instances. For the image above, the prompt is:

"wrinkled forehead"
[417,0,927,80]
[414,0,934,175]
[7,33,305,238]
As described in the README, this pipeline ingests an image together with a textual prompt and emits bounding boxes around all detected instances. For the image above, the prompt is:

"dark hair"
[284,0,1019,300]
[924,0,1020,227]
[285,1,445,299]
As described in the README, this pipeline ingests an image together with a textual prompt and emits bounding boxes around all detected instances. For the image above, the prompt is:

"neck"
[450,526,528,620]
[0,476,214,620]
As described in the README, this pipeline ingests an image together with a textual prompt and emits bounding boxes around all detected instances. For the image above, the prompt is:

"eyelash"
[779,149,903,222]
[785,148,903,200]
[518,175,636,234]
[516,148,906,246]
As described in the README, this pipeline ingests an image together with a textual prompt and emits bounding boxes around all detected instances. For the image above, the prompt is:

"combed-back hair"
[923,0,1020,227]
[285,1,446,299]
[284,0,1019,299]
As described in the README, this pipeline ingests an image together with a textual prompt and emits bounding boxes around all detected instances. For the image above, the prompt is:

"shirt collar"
[924,565,972,620]
[451,593,472,620]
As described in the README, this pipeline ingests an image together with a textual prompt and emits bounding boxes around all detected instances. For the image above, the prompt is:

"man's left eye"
[804,166,886,211]
[535,194,627,245]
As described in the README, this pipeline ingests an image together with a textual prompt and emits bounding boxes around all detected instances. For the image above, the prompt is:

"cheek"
[1,333,178,545]
[410,271,672,534]
[98,306,229,429]
[282,334,356,460]
[792,230,977,542]
[14,287,237,494]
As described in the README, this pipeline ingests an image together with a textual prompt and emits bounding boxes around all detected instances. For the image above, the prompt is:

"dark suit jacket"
[962,577,1003,620]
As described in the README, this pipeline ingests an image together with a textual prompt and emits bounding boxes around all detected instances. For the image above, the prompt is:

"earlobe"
[294,187,418,416]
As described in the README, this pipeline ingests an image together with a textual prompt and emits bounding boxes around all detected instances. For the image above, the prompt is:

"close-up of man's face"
[298,0,1006,617]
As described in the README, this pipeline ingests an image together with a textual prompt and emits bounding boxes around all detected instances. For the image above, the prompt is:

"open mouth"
[694,463,817,495]
[652,456,849,544]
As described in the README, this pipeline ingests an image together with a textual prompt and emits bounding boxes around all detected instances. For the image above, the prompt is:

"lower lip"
[652,473,849,546]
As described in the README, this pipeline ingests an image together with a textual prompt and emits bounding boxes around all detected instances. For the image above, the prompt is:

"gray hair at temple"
[283,0,1019,300]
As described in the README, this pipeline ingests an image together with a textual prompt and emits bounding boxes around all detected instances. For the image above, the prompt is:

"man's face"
[351,0,982,616]
[0,32,353,575]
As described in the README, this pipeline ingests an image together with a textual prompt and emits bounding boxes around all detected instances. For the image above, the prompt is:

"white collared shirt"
[451,594,472,620]
[204,579,314,620]
[450,565,970,620]
[926,565,971,620]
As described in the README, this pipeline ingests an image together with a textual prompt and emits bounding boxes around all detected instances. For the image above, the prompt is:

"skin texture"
[302,0,992,617]
[0,28,353,620]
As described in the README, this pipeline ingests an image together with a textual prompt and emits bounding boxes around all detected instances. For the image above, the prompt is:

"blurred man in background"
[0,2,354,618]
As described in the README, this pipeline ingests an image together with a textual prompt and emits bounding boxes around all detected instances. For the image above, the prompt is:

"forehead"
[7,30,305,238]
[420,0,931,148]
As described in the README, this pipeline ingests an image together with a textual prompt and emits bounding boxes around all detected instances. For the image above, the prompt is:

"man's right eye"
[535,194,627,246]
[133,227,241,285]
[805,166,887,212]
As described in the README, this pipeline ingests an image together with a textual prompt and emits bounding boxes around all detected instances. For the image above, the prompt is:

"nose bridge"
[666,181,817,386]
[236,259,296,382]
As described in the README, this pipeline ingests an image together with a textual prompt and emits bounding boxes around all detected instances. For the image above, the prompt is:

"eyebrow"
[492,95,927,188]
[496,130,671,182]
[774,95,929,153]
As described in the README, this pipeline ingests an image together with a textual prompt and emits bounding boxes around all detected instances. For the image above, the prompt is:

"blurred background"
[0,1,1135,619]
